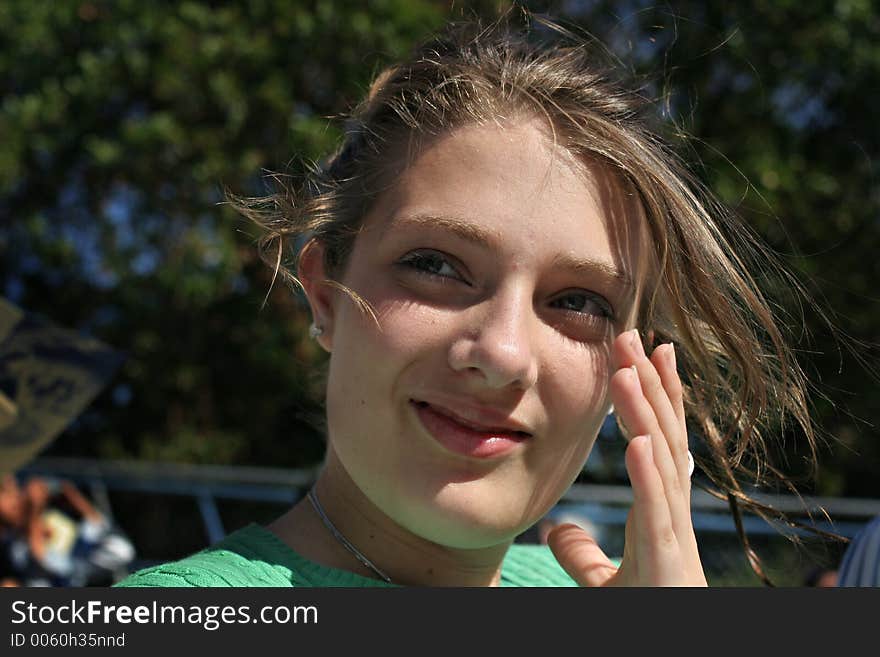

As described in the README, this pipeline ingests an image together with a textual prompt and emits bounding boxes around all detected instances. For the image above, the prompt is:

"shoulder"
[838,515,880,587]
[502,543,578,587]
[114,524,298,587]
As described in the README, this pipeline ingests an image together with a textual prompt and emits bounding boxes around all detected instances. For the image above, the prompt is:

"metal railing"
[18,456,879,548]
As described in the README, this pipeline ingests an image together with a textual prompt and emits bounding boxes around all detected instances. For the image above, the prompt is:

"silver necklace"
[306,488,393,584]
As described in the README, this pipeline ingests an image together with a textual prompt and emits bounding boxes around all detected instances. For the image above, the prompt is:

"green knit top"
[114,523,577,587]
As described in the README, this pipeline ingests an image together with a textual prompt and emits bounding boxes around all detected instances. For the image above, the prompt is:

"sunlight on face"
[322,116,646,549]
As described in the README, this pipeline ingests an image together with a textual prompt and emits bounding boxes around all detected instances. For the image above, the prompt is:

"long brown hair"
[231,13,839,584]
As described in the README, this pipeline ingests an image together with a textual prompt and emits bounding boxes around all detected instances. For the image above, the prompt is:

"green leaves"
[2,1,877,495]
[0,0,449,467]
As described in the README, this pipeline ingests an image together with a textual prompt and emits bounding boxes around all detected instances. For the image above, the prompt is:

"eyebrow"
[384,213,498,250]
[550,253,634,290]
[386,212,634,290]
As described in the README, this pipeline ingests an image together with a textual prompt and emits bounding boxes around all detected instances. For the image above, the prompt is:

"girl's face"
[305,117,646,549]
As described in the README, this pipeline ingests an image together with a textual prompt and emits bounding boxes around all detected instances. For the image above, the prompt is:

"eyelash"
[549,291,615,322]
[397,250,469,284]
[396,249,616,323]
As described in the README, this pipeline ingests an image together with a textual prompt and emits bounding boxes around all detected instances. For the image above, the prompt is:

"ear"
[297,239,336,352]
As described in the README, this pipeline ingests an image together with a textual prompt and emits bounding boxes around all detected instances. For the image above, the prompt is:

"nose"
[448,286,539,390]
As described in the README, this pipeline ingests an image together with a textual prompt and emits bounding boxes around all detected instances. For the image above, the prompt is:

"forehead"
[363,117,648,292]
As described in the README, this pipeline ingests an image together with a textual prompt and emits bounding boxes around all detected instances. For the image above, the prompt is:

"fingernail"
[667,342,676,370]
[628,364,642,392]
[630,328,645,357]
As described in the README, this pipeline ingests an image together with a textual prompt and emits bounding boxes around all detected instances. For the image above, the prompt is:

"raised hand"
[548,329,707,586]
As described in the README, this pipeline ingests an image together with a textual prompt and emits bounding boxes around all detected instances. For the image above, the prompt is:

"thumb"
[547,523,618,587]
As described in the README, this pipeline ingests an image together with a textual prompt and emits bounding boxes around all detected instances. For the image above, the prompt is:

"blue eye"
[398,250,465,281]
[551,291,614,320]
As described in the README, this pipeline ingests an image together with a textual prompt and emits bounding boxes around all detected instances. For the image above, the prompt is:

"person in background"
[0,474,27,585]
[0,474,134,586]
[803,566,838,587]
[837,515,880,587]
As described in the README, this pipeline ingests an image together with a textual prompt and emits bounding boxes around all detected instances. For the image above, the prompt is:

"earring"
[309,323,324,339]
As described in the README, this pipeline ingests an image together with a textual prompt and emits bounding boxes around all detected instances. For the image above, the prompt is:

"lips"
[411,399,532,458]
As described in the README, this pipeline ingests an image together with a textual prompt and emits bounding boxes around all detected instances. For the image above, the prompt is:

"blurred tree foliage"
[541,0,880,497]
[1,1,877,495]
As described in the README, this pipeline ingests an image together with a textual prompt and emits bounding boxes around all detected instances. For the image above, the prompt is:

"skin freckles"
[277,116,655,586]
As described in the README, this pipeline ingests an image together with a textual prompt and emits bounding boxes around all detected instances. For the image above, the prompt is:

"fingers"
[547,436,696,587]
[625,434,688,586]
[610,330,705,585]
[653,342,685,428]
[610,365,692,545]
[650,343,690,486]
[547,523,618,587]
[613,333,686,463]
[548,434,706,587]
[610,332,690,507]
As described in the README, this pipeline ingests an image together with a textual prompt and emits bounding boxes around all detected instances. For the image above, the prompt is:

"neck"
[267,449,511,587]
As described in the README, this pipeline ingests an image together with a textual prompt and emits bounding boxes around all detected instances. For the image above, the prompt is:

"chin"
[396,485,545,550]
[407,515,524,550]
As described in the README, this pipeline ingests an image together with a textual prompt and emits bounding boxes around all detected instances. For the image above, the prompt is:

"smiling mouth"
[410,400,532,438]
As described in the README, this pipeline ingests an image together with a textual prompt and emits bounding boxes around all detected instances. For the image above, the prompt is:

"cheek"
[328,290,448,403]
[530,345,611,478]
[378,302,452,354]
[524,344,609,466]
[541,344,612,425]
